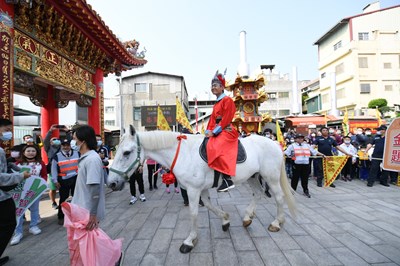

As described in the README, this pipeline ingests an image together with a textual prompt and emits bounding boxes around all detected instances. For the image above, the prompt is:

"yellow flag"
[157,105,171,131]
[323,156,348,187]
[201,120,205,135]
[276,120,286,150]
[175,97,193,133]
[376,108,382,126]
[342,108,349,135]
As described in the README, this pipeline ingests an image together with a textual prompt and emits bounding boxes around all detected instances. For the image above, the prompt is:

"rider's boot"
[217,174,235,192]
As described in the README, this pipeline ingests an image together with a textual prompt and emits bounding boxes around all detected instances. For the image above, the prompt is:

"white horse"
[108,126,296,253]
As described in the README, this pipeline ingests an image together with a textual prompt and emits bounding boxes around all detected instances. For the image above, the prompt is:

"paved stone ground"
[4,173,400,266]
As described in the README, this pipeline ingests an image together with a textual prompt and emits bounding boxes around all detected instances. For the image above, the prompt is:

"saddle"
[199,137,247,164]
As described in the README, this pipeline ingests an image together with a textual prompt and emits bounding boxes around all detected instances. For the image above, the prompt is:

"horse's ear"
[130,125,136,136]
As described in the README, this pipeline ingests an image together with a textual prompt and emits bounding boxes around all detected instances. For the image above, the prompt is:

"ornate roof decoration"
[14,0,147,75]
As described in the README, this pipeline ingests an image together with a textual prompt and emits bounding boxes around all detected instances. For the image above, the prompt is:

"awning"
[285,115,337,127]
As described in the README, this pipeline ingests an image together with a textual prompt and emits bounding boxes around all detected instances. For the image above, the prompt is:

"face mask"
[336,131,341,135]
[365,131,371,135]
[329,130,334,134]
[265,134,270,138]
[52,140,61,146]
[376,131,382,135]
[70,140,81,151]
[357,131,362,134]
[97,140,103,146]
[0,131,12,141]
[290,139,295,143]
[11,151,20,158]
[311,134,316,137]
[26,138,34,143]
[344,140,351,144]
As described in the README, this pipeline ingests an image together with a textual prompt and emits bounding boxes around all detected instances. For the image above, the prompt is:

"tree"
[368,98,390,113]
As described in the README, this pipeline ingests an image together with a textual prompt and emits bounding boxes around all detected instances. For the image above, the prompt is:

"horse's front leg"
[200,189,230,231]
[179,188,201,254]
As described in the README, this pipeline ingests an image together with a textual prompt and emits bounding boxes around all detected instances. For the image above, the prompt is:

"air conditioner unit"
[269,94,276,99]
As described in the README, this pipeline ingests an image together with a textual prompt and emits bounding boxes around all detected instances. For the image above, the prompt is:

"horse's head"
[108,125,142,191]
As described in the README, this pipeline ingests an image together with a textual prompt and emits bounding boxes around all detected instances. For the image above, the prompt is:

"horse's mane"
[138,131,181,150]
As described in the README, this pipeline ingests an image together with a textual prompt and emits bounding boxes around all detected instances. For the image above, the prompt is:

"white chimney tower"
[238,30,250,78]
[291,66,301,114]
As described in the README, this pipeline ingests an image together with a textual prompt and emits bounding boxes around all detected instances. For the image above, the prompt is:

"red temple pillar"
[88,68,103,134]
[0,1,14,153]
[41,85,59,163]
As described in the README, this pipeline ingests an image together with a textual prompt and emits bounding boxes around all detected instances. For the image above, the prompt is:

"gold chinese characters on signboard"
[14,30,96,98]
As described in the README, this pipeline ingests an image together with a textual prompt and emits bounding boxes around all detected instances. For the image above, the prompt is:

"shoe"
[217,178,235,192]
[57,218,64,225]
[199,200,204,207]
[149,186,153,191]
[317,183,322,187]
[265,189,272,198]
[10,233,23,245]
[52,202,58,210]
[184,201,189,206]
[304,191,311,198]
[154,185,158,190]
[0,256,9,265]
[330,184,336,188]
[139,194,146,202]
[367,183,373,187]
[129,196,137,205]
[166,188,170,193]
[175,188,180,193]
[37,216,42,224]
[380,182,390,187]
[29,226,41,235]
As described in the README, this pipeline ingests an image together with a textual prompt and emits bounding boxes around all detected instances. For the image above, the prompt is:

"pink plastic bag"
[62,202,123,266]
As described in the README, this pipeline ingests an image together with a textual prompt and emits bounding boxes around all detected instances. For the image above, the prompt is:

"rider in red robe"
[205,71,239,192]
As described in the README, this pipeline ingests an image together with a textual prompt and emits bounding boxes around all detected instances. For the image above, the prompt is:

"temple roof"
[50,0,147,73]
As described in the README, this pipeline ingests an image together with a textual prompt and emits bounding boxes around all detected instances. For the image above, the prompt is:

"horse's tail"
[280,160,297,218]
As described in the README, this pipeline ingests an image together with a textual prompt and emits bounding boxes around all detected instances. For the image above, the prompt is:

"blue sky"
[86,0,399,99]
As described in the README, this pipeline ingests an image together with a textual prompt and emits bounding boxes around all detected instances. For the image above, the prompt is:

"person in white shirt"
[338,135,358,181]
[284,134,325,198]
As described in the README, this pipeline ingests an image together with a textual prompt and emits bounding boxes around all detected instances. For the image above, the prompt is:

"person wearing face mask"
[365,125,397,187]
[338,136,358,181]
[70,125,105,232]
[0,119,31,264]
[313,127,352,187]
[96,135,110,176]
[51,139,79,225]
[10,144,47,246]
[284,134,325,198]
[22,134,35,146]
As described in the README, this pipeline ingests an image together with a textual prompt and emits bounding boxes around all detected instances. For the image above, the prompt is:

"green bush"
[368,98,387,108]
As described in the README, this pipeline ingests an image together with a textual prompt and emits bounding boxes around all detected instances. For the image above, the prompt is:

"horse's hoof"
[243,220,252,228]
[222,222,230,231]
[268,224,280,232]
[179,243,194,254]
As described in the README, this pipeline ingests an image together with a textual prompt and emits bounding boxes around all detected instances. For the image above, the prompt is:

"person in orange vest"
[284,134,325,198]
[51,139,80,225]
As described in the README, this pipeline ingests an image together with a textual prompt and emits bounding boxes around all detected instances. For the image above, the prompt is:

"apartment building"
[311,2,400,114]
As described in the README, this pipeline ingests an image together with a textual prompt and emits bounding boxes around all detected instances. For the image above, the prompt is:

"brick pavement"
[3,174,400,266]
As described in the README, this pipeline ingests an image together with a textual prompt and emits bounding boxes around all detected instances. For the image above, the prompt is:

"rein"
[110,134,142,180]
[170,135,187,174]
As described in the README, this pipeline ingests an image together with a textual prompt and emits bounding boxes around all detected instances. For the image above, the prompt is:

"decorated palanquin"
[225,74,271,134]
[0,0,147,156]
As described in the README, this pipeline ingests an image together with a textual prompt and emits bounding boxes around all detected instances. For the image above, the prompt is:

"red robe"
[206,95,239,176]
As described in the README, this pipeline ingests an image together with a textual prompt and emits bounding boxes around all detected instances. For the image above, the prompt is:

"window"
[280,109,290,115]
[133,107,141,121]
[358,57,368,68]
[333,41,342,51]
[384,63,392,69]
[321,72,326,78]
[134,83,147,93]
[335,63,344,75]
[105,106,114,113]
[337,88,345,99]
[105,120,115,126]
[268,93,277,99]
[358,32,369,41]
[360,84,371,94]
[278,92,289,98]
[385,85,393,91]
